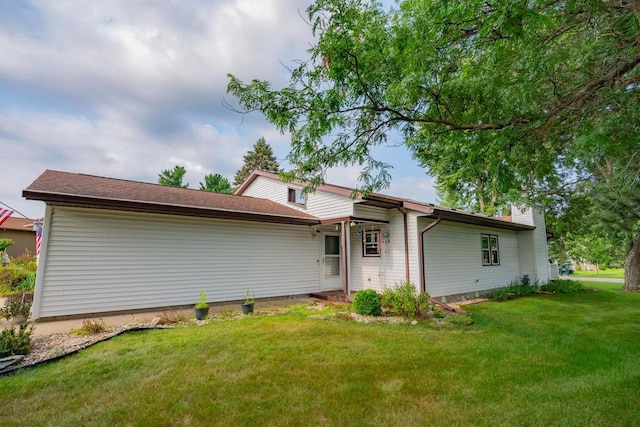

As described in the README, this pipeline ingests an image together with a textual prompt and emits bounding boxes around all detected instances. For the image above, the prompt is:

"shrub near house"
[0,253,37,296]
[352,289,382,316]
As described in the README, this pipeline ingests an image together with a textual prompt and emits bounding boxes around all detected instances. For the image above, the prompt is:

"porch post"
[399,208,410,282]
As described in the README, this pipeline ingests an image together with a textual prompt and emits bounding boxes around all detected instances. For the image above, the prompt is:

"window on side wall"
[288,188,306,206]
[363,229,381,257]
[481,234,500,266]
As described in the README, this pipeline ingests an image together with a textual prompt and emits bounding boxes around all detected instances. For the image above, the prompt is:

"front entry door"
[322,233,342,290]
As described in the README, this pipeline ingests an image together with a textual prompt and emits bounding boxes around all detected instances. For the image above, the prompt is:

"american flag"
[36,225,43,256]
[0,208,13,226]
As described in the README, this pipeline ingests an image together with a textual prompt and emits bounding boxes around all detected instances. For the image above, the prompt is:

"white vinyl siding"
[512,206,550,283]
[241,175,353,219]
[33,207,321,319]
[421,219,520,298]
[517,231,536,282]
[532,209,550,282]
[348,208,409,293]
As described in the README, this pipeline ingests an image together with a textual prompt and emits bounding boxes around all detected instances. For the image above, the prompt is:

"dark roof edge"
[22,190,321,226]
[420,209,535,231]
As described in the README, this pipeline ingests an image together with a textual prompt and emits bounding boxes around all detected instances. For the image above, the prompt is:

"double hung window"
[363,230,381,257]
[481,234,500,266]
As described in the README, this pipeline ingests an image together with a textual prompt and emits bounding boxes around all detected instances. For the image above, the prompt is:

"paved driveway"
[561,275,624,284]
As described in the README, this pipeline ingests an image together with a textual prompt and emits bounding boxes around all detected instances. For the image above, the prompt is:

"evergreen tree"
[200,173,233,194]
[233,137,280,186]
[158,165,188,188]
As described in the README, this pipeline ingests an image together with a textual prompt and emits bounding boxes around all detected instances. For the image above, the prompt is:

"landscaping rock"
[0,355,24,370]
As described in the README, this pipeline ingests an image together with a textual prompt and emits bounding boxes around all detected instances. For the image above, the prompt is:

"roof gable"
[235,170,534,231]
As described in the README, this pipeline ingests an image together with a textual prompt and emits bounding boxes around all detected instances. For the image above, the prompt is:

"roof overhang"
[320,216,390,225]
[357,195,404,209]
[419,208,535,231]
[22,190,321,226]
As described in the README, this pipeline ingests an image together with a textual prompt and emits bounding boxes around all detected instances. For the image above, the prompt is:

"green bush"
[11,252,37,271]
[71,319,107,335]
[486,282,541,301]
[0,266,35,295]
[381,282,429,319]
[542,279,585,293]
[0,292,33,320]
[0,238,13,253]
[14,275,36,292]
[0,323,34,357]
[352,289,382,316]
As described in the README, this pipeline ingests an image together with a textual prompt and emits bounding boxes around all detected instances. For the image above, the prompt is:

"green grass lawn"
[2,282,640,426]
[571,267,625,279]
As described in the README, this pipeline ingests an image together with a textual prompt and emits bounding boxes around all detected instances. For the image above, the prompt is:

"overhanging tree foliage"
[227,0,640,288]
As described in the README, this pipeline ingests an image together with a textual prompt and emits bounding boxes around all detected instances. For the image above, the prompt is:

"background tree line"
[157,137,280,194]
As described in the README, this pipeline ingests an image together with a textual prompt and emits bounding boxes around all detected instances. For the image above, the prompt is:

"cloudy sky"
[1,0,435,220]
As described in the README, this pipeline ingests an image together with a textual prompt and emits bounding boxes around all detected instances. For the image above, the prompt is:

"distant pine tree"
[200,173,233,194]
[233,137,280,186]
[158,165,188,188]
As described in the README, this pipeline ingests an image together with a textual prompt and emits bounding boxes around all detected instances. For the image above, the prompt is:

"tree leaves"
[227,0,639,204]
[199,174,233,194]
[158,165,188,188]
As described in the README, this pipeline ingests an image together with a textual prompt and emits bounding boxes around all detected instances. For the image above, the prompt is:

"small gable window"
[481,234,500,266]
[288,188,306,206]
[363,229,381,257]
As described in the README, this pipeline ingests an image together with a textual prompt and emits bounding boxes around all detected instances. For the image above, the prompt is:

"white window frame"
[362,229,381,257]
[481,234,500,266]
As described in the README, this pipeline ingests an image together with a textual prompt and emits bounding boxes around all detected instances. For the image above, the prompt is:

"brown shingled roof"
[0,217,36,231]
[23,170,320,226]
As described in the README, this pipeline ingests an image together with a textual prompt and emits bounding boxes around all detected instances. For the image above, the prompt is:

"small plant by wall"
[485,282,541,301]
[352,289,382,316]
[381,282,429,319]
[70,319,107,335]
[542,279,585,294]
[486,279,585,301]
[0,292,33,321]
[0,323,34,357]
[0,253,37,296]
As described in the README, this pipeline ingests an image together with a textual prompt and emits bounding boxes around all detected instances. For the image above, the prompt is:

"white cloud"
[0,1,314,218]
[0,0,436,221]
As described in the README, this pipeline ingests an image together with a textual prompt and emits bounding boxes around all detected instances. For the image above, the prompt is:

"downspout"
[398,207,410,282]
[340,220,349,296]
[419,217,442,294]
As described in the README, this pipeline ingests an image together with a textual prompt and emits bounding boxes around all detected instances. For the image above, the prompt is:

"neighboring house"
[23,169,550,320]
[0,217,36,258]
